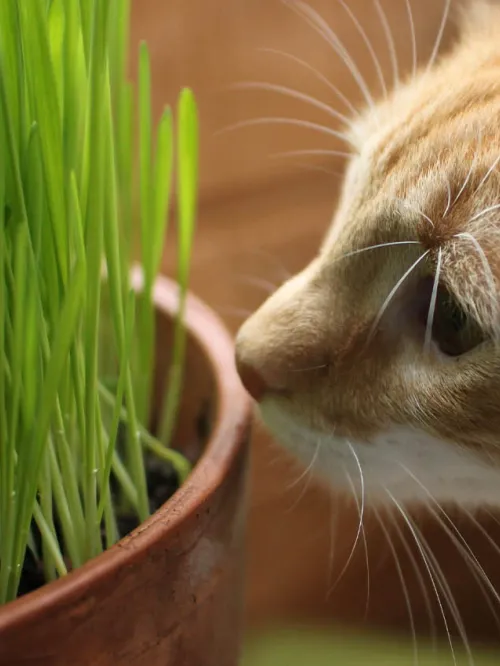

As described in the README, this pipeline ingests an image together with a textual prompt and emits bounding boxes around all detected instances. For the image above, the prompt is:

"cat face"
[235,1,500,507]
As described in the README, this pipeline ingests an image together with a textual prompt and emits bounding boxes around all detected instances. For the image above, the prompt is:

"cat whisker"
[285,438,322,513]
[368,250,430,344]
[455,232,499,334]
[372,506,419,665]
[327,491,341,599]
[235,274,280,295]
[401,464,500,626]
[443,178,453,217]
[483,508,500,531]
[285,438,321,492]
[414,525,475,666]
[464,508,500,560]
[387,491,459,666]
[215,116,353,147]
[336,0,388,99]
[474,155,500,196]
[282,0,376,112]
[232,81,353,128]
[257,47,360,118]
[214,305,253,321]
[332,460,370,613]
[424,247,442,355]
[392,483,475,665]
[386,508,438,645]
[455,232,495,289]
[269,148,352,160]
[426,0,452,74]
[337,240,421,262]
[404,0,417,80]
[432,509,500,633]
[287,160,343,178]
[344,451,371,620]
[469,203,500,224]
[453,128,482,210]
[374,0,400,90]
[398,199,435,228]
[246,246,292,282]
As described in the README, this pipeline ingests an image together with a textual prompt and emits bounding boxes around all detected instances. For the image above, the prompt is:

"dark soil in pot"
[18,451,181,599]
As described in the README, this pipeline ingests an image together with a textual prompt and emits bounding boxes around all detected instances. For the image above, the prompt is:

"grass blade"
[159,89,199,445]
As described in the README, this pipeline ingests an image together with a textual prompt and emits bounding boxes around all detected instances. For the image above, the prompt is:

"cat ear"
[458,0,500,39]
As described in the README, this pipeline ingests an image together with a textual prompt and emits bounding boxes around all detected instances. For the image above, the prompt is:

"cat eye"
[429,285,486,357]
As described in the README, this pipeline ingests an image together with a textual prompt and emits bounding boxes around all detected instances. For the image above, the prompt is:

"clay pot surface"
[0,272,252,666]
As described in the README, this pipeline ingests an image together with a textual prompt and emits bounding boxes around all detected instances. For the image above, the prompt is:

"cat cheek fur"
[235,0,500,507]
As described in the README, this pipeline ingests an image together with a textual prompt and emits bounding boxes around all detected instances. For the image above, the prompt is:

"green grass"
[0,0,198,603]
[243,627,500,666]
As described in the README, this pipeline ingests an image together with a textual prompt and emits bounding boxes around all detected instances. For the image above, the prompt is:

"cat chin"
[257,398,500,510]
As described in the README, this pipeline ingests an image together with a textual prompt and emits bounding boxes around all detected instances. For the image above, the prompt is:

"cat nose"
[235,358,270,402]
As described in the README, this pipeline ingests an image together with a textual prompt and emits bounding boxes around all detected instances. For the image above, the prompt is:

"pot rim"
[0,265,252,631]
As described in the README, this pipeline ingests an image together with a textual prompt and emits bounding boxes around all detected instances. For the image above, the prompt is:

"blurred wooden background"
[130,0,500,646]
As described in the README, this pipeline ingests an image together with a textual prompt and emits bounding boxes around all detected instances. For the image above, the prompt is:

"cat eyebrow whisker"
[455,232,495,281]
[424,247,443,355]
[473,154,500,196]
[231,81,354,128]
[398,199,435,228]
[454,231,499,338]
[215,116,355,148]
[426,0,452,74]
[404,0,417,81]
[452,127,483,210]
[282,0,377,113]
[443,178,453,218]
[368,250,430,343]
[336,0,388,99]
[257,47,360,118]
[337,240,421,261]
[469,203,500,223]
[374,0,399,90]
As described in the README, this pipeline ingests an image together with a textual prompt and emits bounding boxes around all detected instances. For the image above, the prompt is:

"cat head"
[235,0,500,508]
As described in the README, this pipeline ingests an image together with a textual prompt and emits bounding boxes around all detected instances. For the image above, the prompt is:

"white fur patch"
[259,399,500,508]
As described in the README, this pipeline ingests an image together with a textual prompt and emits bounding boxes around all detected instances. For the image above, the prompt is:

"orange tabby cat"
[235,0,500,509]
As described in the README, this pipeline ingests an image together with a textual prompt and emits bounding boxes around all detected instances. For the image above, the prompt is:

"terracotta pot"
[0,271,252,666]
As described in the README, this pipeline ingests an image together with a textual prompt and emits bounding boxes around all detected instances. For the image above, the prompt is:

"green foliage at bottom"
[243,627,500,666]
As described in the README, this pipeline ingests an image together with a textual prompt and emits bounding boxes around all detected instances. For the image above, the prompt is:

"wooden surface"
[131,0,500,646]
